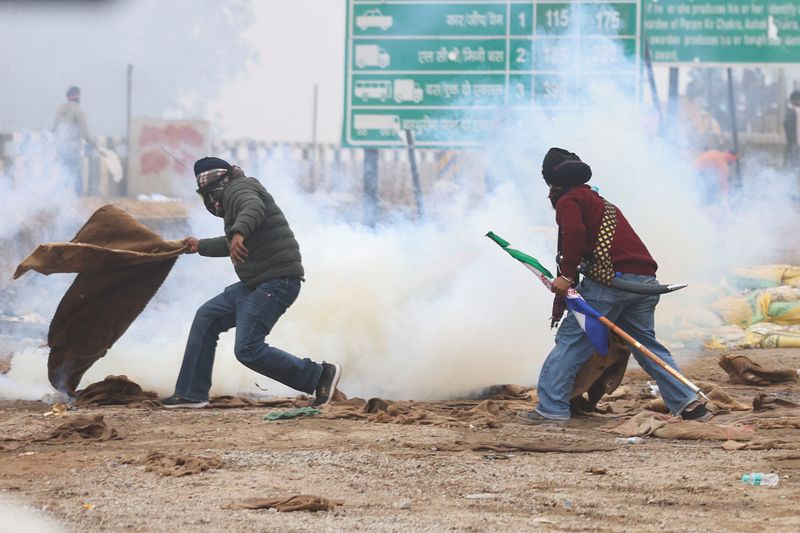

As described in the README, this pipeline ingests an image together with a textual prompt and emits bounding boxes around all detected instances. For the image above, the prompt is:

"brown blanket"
[718,353,799,386]
[223,495,343,512]
[570,332,631,413]
[13,205,187,394]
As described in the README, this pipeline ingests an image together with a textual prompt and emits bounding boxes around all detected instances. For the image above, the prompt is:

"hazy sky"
[2,0,798,145]
[0,0,345,143]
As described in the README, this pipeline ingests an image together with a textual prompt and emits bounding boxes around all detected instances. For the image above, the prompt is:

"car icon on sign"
[356,9,393,31]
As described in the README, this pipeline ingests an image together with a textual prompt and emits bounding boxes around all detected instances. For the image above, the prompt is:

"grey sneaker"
[515,410,569,425]
[160,395,209,409]
[312,362,342,407]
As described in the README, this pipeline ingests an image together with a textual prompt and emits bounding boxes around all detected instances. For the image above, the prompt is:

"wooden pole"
[310,83,318,189]
[404,129,424,219]
[643,39,664,133]
[726,67,742,188]
[363,148,379,226]
[125,63,133,197]
[597,315,710,402]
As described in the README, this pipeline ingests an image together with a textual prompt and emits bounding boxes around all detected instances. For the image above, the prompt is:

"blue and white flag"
[565,291,609,356]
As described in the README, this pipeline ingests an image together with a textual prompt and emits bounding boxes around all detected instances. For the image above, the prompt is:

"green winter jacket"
[197,176,304,289]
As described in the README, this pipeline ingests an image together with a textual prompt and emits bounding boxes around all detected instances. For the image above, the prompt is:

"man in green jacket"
[161,157,342,408]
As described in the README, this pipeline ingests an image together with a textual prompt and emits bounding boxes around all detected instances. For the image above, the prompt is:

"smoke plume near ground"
[3,24,799,401]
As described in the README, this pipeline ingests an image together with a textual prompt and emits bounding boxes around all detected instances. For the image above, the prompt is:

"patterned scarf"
[196,168,232,217]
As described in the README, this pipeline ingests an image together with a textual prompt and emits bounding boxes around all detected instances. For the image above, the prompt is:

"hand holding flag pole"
[486,231,709,403]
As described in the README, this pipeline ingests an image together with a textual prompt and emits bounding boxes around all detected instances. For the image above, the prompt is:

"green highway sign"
[644,0,800,65]
[343,1,642,148]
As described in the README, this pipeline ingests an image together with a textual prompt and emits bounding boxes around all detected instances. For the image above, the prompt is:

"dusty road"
[1,349,799,532]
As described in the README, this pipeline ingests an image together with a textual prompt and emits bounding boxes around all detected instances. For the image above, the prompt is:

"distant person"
[160,157,342,408]
[52,86,97,194]
[693,148,738,206]
[784,90,800,173]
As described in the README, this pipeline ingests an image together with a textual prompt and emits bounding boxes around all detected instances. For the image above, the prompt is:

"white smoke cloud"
[3,3,799,402]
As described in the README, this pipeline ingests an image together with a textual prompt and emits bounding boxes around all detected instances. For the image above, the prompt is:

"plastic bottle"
[741,473,779,487]
[615,437,645,444]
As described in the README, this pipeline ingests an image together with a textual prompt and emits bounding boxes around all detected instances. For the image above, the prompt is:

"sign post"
[343,1,642,148]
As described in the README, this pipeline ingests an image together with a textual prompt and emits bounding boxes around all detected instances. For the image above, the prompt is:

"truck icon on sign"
[354,79,423,103]
[356,9,393,31]
[392,79,423,103]
[354,114,401,136]
[355,45,391,68]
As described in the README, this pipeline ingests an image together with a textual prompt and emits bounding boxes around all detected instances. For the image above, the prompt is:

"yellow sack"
[742,323,800,349]
[710,292,770,328]
[728,265,787,289]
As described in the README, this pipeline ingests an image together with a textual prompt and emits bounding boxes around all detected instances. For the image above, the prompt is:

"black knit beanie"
[541,147,592,186]
[194,156,232,177]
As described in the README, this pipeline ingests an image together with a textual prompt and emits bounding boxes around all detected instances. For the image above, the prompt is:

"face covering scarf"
[196,168,230,217]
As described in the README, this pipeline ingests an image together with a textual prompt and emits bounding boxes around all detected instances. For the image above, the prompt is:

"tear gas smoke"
[0,497,63,533]
[3,5,798,401]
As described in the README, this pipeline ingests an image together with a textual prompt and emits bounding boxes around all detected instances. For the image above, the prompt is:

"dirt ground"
[2,349,800,533]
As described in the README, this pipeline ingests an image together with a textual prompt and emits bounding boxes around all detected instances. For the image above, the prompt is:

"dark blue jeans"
[174,277,323,402]
[535,274,698,420]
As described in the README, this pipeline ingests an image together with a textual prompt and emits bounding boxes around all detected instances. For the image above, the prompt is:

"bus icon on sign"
[356,9,393,31]
[355,80,391,101]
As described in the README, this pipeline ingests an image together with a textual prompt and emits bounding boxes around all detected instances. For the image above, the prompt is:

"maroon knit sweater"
[555,185,657,280]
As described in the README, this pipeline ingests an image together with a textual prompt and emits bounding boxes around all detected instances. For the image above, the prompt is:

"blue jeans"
[174,278,323,402]
[535,274,697,420]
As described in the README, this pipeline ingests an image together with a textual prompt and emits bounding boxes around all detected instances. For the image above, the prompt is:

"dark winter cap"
[66,86,81,100]
[194,156,232,177]
[541,147,592,186]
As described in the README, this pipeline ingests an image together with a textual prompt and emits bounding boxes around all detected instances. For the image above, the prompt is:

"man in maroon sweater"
[517,147,711,424]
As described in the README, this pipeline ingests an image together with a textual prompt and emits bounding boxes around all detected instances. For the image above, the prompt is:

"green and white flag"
[485,231,554,287]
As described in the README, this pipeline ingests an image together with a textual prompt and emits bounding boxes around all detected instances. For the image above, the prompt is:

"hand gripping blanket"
[13,205,188,394]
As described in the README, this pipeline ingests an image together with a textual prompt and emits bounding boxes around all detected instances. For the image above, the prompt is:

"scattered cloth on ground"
[767,452,800,469]
[718,353,799,386]
[209,395,301,409]
[570,332,631,414]
[644,381,750,413]
[74,375,158,407]
[453,439,614,454]
[316,397,509,428]
[13,205,188,394]
[721,439,785,451]
[132,451,223,477]
[263,407,321,420]
[35,415,119,443]
[223,495,343,512]
[470,384,533,401]
[756,418,800,430]
[752,393,800,411]
[607,411,753,441]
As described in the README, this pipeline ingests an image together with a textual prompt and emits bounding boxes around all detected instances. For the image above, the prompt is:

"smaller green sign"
[644,0,800,64]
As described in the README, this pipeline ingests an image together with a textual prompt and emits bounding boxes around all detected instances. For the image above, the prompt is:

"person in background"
[52,86,98,194]
[783,90,800,174]
[693,147,739,207]
[161,157,342,408]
